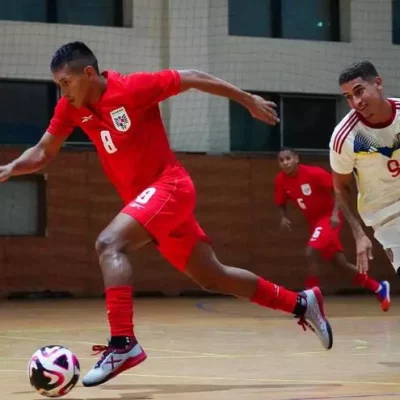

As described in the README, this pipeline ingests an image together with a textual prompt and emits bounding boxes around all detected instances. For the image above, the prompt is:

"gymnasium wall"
[0,0,399,152]
[0,148,396,298]
[0,1,399,297]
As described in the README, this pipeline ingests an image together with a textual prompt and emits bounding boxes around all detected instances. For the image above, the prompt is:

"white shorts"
[373,214,400,272]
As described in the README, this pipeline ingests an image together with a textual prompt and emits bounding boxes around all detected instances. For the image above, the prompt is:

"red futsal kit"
[47,69,210,270]
[274,164,343,260]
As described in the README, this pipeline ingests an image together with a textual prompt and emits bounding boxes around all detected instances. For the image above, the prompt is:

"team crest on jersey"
[301,184,312,196]
[110,107,131,132]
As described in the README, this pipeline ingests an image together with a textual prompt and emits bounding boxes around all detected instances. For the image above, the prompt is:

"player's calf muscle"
[186,261,258,298]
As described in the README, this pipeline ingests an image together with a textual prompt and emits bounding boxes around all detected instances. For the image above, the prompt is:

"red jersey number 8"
[101,130,118,154]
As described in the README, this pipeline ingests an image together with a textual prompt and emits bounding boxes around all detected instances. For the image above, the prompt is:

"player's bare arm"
[178,69,279,126]
[330,193,341,228]
[0,132,65,182]
[332,171,373,272]
[278,204,291,231]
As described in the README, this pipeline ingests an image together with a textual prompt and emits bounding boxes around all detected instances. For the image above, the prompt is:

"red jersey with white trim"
[274,164,336,229]
[47,70,184,204]
[329,98,400,227]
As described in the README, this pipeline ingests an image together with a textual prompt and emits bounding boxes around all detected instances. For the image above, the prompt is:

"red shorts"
[121,171,210,271]
[307,216,343,261]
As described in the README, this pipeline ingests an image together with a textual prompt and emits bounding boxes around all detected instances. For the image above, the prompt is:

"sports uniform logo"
[301,184,312,196]
[81,115,93,123]
[110,107,131,132]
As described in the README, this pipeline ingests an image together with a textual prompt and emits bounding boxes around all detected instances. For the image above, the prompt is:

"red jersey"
[47,69,184,204]
[274,164,337,228]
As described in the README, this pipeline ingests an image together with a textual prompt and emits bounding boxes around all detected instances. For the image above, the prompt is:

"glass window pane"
[230,93,280,152]
[282,95,337,150]
[281,0,338,41]
[0,0,47,22]
[228,0,272,37]
[393,0,400,44]
[57,0,121,27]
[0,177,45,236]
[0,81,55,145]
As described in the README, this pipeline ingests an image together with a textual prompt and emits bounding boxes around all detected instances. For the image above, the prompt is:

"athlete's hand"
[280,217,291,231]
[355,234,373,273]
[330,214,340,228]
[246,95,280,126]
[0,165,13,183]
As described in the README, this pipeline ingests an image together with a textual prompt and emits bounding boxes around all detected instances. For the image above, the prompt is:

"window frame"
[228,0,341,42]
[0,78,57,146]
[280,93,339,153]
[393,0,400,44]
[0,0,126,27]
[230,91,340,154]
[0,174,47,237]
[229,91,281,153]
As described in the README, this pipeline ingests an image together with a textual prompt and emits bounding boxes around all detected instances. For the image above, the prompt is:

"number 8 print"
[135,188,156,204]
[101,130,118,154]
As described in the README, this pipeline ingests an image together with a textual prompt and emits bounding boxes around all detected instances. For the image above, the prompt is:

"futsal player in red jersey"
[0,42,333,386]
[274,148,390,310]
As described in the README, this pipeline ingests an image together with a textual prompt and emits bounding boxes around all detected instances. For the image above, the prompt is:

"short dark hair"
[50,41,99,74]
[338,60,379,85]
[278,147,297,156]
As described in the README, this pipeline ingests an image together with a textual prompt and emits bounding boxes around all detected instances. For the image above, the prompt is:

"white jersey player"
[330,60,400,275]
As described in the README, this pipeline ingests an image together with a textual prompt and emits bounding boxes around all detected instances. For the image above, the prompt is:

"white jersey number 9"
[387,159,400,178]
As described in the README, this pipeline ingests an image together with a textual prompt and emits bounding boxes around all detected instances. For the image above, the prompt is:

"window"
[0,0,125,27]
[230,93,338,152]
[228,0,273,38]
[56,0,123,27]
[393,0,400,44]
[281,94,337,150]
[0,175,46,236]
[228,0,340,42]
[230,93,280,152]
[0,80,56,145]
[0,0,47,22]
[281,0,339,41]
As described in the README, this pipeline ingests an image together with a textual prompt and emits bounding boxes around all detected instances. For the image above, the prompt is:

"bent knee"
[95,232,121,257]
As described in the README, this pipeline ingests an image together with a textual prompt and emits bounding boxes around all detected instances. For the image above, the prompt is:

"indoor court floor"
[1,295,400,400]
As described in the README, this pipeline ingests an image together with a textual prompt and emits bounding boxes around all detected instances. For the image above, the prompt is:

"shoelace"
[297,316,307,331]
[92,345,109,355]
[91,345,114,368]
[296,316,315,333]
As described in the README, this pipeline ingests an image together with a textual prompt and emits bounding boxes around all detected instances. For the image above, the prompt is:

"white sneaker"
[297,287,333,350]
[82,340,147,387]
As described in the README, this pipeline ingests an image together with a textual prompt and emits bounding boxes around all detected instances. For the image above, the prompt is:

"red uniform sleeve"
[127,70,181,108]
[46,97,76,137]
[312,166,334,190]
[274,174,287,206]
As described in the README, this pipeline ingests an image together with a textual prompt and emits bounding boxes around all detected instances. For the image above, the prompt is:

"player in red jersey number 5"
[0,42,332,386]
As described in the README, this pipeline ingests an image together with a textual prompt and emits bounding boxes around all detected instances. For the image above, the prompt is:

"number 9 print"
[387,159,400,177]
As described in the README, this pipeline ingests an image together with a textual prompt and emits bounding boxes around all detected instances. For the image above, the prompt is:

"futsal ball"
[27,345,80,398]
